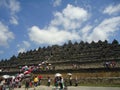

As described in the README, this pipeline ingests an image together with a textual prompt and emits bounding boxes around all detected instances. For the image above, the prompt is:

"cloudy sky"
[0,0,120,60]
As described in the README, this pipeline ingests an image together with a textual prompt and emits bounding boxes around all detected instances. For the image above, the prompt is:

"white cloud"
[17,48,26,53]
[0,0,20,13]
[81,25,93,41]
[87,16,120,42]
[51,4,89,30]
[9,0,20,25]
[9,0,20,14]
[0,0,20,25]
[28,4,89,45]
[28,26,80,45]
[0,22,14,46]
[23,41,30,48]
[103,4,120,15]
[17,41,31,53]
[10,16,18,25]
[28,4,120,45]
[81,25,92,34]
[53,0,62,7]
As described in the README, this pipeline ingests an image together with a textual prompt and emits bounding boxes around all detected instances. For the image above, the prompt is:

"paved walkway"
[13,85,120,90]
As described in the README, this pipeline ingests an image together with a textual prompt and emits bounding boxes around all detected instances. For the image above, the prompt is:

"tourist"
[38,75,42,86]
[11,79,15,90]
[59,77,64,89]
[29,79,33,88]
[33,76,38,87]
[111,61,116,68]
[54,77,59,87]
[18,80,22,88]
[47,76,51,87]
[0,78,5,90]
[25,78,30,90]
[75,76,78,86]
[69,76,72,86]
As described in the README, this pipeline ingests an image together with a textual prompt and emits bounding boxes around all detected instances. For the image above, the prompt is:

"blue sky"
[0,0,120,60]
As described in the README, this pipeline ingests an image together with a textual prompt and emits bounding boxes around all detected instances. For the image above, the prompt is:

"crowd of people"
[103,61,116,68]
[0,60,55,73]
[0,75,22,90]
[0,72,79,90]
[0,60,79,90]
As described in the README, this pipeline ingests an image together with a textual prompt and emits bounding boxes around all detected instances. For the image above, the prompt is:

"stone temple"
[0,39,120,86]
[0,39,120,73]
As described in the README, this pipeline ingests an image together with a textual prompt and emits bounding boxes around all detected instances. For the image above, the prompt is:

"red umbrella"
[38,75,42,79]
[24,71,31,74]
[28,69,33,72]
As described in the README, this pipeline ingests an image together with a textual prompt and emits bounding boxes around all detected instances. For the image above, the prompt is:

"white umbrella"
[67,73,72,76]
[49,63,51,65]
[42,62,45,64]
[18,73,24,77]
[10,76,15,79]
[45,61,48,63]
[2,75,10,79]
[24,74,31,78]
[55,73,62,77]
[38,64,41,66]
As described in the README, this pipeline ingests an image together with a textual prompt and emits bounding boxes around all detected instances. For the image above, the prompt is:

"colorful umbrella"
[55,73,62,77]
[67,73,72,76]
[2,75,10,79]
[24,71,31,74]
[38,75,42,79]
